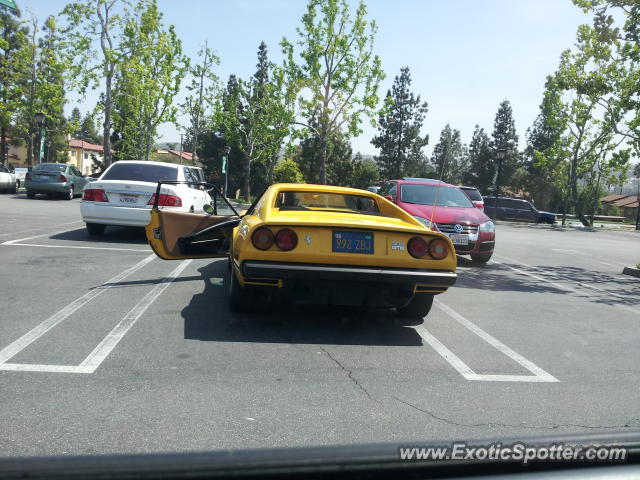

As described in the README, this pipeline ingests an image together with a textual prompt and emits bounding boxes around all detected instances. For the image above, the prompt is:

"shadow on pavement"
[182,261,424,347]
[50,226,148,245]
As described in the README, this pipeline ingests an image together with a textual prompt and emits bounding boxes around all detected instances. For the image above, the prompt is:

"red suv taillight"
[252,227,274,250]
[82,189,108,202]
[275,229,297,251]
[147,193,182,207]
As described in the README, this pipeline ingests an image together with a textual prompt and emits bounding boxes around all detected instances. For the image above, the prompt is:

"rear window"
[275,191,380,215]
[460,187,483,201]
[101,163,178,182]
[33,163,66,172]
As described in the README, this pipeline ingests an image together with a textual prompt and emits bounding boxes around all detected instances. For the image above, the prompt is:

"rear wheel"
[396,294,434,323]
[86,222,106,236]
[471,253,492,264]
[66,186,74,200]
[229,268,254,313]
[10,181,18,194]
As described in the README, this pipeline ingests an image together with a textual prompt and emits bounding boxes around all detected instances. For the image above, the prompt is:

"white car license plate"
[119,195,138,204]
[449,234,468,245]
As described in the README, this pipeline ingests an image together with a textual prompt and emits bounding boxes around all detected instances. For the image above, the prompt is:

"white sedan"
[0,164,18,193]
[80,160,211,236]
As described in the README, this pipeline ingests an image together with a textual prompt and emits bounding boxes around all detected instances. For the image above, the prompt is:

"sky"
[23,0,593,156]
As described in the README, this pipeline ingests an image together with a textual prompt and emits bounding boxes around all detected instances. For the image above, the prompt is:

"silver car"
[25,163,88,200]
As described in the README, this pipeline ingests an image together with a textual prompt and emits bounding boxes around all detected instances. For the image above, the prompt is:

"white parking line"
[0,258,190,374]
[493,254,640,316]
[4,243,149,252]
[1,226,83,245]
[79,260,192,372]
[0,254,156,366]
[551,249,619,268]
[415,300,558,383]
[0,220,83,239]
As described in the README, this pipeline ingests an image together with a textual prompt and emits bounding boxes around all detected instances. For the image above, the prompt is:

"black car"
[483,196,556,224]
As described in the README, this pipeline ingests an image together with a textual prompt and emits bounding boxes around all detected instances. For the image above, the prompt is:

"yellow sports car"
[145,183,457,322]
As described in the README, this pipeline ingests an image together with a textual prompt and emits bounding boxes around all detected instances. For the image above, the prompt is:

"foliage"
[113,0,187,160]
[371,67,429,179]
[273,158,303,183]
[350,152,379,189]
[490,99,520,190]
[294,124,352,184]
[61,0,131,166]
[430,124,467,184]
[464,125,494,193]
[281,0,385,184]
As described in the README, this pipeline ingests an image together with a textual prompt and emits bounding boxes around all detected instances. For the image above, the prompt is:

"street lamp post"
[635,177,640,231]
[493,148,506,220]
[223,146,231,199]
[178,133,184,165]
[35,112,45,164]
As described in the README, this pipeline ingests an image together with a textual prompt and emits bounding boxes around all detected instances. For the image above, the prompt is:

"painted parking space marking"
[0,220,83,239]
[416,299,558,383]
[1,226,83,245]
[551,249,621,268]
[493,254,640,316]
[0,259,191,374]
[0,254,156,368]
[3,243,150,252]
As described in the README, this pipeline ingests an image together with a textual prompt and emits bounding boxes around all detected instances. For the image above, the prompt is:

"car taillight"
[408,237,428,258]
[252,227,274,250]
[82,189,108,202]
[25,172,31,180]
[147,193,182,207]
[275,229,297,251]
[59,174,68,182]
[428,238,449,260]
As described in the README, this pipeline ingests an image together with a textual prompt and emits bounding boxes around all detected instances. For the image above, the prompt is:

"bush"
[273,159,304,184]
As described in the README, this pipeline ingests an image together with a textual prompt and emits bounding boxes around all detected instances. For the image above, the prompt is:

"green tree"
[281,0,385,184]
[61,0,131,167]
[430,124,467,184]
[464,125,493,193]
[273,158,303,183]
[0,5,27,165]
[371,66,428,179]
[351,152,379,188]
[181,40,219,162]
[490,99,520,191]
[215,44,294,200]
[113,0,187,160]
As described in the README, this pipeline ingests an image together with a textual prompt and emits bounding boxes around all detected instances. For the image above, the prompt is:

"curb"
[622,267,640,279]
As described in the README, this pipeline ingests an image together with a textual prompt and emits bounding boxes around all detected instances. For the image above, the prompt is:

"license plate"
[332,231,374,254]
[449,234,469,245]
[119,194,138,204]
[36,175,50,181]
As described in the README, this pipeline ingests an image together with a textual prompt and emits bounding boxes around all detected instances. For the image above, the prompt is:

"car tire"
[66,186,74,200]
[471,253,492,263]
[10,181,18,194]
[26,191,35,199]
[396,294,434,322]
[86,222,106,236]
[229,267,254,313]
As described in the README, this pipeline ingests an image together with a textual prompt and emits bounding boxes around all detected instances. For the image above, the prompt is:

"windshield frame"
[399,184,474,208]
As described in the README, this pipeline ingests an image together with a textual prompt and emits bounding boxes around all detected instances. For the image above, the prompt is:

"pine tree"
[490,100,520,191]
[465,125,494,193]
[371,67,428,179]
[430,124,467,184]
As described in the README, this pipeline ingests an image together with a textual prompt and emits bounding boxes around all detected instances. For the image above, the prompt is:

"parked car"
[483,196,556,224]
[0,164,19,193]
[366,186,380,194]
[24,163,88,200]
[458,186,484,209]
[80,160,211,236]
[379,178,495,263]
[145,183,458,322]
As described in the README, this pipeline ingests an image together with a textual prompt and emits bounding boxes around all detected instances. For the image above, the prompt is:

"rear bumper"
[24,181,71,193]
[80,202,152,227]
[242,261,457,287]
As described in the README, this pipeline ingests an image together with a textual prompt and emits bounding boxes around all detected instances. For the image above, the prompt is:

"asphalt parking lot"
[1,192,639,457]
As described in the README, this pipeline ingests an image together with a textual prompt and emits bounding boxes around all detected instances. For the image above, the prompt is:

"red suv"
[379,178,495,263]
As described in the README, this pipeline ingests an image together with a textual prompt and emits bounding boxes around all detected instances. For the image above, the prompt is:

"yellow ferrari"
[145,182,457,322]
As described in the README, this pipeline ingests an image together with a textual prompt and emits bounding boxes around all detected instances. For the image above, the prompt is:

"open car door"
[145,181,241,260]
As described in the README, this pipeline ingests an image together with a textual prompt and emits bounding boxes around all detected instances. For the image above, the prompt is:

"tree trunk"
[243,154,251,201]
[103,71,113,166]
[319,134,328,185]
[0,128,6,166]
[26,136,33,166]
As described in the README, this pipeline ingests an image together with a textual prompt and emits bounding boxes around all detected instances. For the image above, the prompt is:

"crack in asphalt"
[393,397,637,430]
[319,346,375,402]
